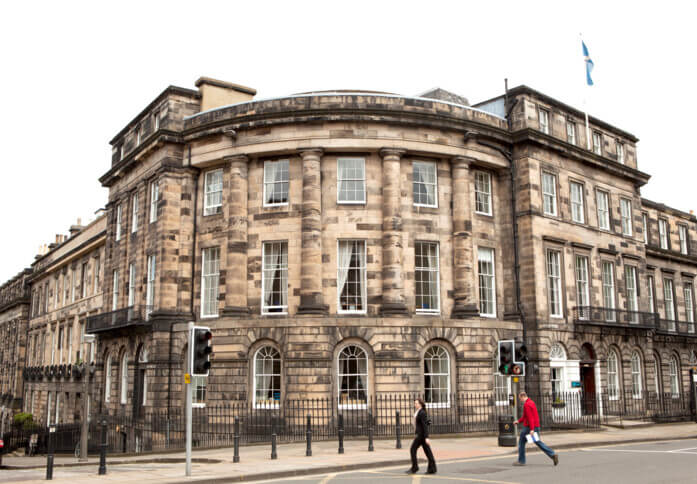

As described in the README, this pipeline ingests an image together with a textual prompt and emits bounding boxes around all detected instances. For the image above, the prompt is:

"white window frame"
[337,158,366,204]
[551,366,564,398]
[262,159,290,207]
[684,283,694,326]
[94,257,100,295]
[648,275,656,314]
[192,375,207,408]
[337,240,367,314]
[120,352,128,405]
[625,265,639,322]
[570,181,585,224]
[642,213,649,244]
[474,171,493,216]
[592,131,602,155]
[679,225,688,255]
[412,161,438,208]
[546,250,563,318]
[494,359,512,406]
[620,198,632,236]
[131,192,139,233]
[261,241,288,315]
[664,278,676,325]
[602,261,616,321]
[54,276,59,309]
[669,356,680,398]
[337,345,369,410]
[128,263,136,307]
[104,354,112,403]
[566,120,576,145]
[146,256,156,318]
[81,262,88,299]
[608,349,620,401]
[71,268,76,302]
[112,270,119,311]
[67,325,72,364]
[538,108,549,134]
[478,247,496,317]
[115,204,122,242]
[415,241,440,314]
[153,111,159,130]
[204,169,224,215]
[201,247,221,318]
[55,392,61,424]
[616,142,625,164]
[575,255,590,315]
[659,219,668,249]
[596,190,610,231]
[542,172,557,216]
[423,345,450,408]
[631,351,642,399]
[252,346,281,409]
[149,181,159,223]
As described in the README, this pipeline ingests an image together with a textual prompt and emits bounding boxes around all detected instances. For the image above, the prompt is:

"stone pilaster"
[297,148,327,315]
[222,155,250,317]
[379,148,408,316]
[451,156,479,318]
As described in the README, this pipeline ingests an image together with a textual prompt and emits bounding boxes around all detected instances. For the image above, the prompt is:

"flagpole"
[580,33,591,150]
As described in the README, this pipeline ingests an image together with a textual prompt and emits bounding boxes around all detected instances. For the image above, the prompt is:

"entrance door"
[580,363,596,414]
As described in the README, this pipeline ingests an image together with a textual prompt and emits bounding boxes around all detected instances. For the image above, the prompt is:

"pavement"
[1,422,696,483]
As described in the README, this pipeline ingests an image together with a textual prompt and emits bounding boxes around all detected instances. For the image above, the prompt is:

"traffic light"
[512,341,528,376]
[191,326,212,376]
[498,340,514,375]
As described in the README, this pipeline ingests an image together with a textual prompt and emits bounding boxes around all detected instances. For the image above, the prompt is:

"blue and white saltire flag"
[582,41,594,86]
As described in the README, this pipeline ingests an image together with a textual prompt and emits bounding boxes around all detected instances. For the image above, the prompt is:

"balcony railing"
[86,305,151,333]
[573,306,658,329]
[656,319,697,336]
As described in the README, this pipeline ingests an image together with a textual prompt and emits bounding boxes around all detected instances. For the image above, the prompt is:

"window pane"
[547,251,562,317]
[474,171,492,215]
[415,242,439,312]
[478,248,496,316]
[413,162,437,207]
[338,240,366,312]
[338,346,368,407]
[262,242,288,313]
[204,169,224,214]
[338,159,366,203]
[201,247,220,317]
[542,173,557,216]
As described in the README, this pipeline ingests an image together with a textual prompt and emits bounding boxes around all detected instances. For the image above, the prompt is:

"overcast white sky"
[1,1,695,283]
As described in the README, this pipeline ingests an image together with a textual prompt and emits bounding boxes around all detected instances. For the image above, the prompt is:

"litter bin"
[498,415,516,447]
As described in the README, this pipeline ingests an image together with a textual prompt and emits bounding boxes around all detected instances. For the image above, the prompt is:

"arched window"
[607,349,620,400]
[630,351,642,399]
[253,346,281,408]
[424,346,450,406]
[104,354,112,403]
[669,355,680,398]
[139,348,148,406]
[549,343,567,399]
[338,345,368,409]
[120,352,129,405]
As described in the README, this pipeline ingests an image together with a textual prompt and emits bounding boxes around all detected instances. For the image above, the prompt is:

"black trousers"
[410,436,436,472]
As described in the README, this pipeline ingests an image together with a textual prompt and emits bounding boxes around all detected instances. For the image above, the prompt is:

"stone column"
[298,148,327,314]
[222,155,249,317]
[451,156,479,318]
[379,148,408,316]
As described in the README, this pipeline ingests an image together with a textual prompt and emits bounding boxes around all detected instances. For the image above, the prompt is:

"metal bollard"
[98,419,107,475]
[233,417,240,463]
[395,410,402,449]
[271,418,277,460]
[305,414,312,457]
[46,425,55,480]
[368,412,374,452]
[337,414,344,454]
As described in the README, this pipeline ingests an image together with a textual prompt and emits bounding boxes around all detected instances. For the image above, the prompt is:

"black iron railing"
[657,319,696,336]
[86,305,151,333]
[573,306,658,328]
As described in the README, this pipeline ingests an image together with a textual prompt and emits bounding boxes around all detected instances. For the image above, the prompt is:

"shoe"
[553,455,559,466]
[426,469,437,474]
[406,468,418,474]
[512,462,526,466]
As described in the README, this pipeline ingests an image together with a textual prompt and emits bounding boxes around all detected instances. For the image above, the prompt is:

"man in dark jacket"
[513,392,558,466]
[407,398,437,474]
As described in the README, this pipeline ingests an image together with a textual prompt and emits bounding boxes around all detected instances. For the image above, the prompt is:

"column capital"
[451,155,476,168]
[379,148,407,159]
[223,154,249,164]
[298,147,324,157]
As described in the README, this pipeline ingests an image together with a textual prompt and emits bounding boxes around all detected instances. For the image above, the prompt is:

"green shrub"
[13,412,34,429]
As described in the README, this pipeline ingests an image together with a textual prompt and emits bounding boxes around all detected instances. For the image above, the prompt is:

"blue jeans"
[518,426,555,464]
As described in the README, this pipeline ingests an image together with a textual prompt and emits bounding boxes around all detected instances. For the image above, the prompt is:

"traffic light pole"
[185,322,193,477]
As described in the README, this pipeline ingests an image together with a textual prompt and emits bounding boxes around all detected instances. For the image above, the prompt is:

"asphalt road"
[256,439,697,484]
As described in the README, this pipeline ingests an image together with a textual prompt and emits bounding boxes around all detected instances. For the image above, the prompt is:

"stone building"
[1,77,696,423]
[21,216,105,425]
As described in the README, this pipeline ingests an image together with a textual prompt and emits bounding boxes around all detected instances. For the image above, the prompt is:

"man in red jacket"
[513,392,558,466]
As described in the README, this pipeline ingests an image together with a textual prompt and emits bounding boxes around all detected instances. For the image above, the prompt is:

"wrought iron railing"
[86,305,149,333]
[573,306,658,328]
[657,319,696,336]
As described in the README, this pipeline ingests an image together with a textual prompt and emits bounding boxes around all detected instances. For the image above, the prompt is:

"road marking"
[582,448,697,454]
[669,446,697,453]
[318,472,337,484]
[412,475,423,484]
[363,470,520,484]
